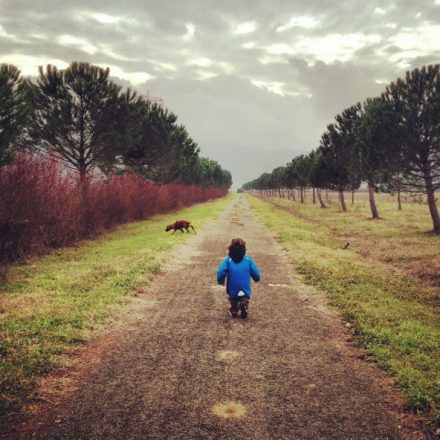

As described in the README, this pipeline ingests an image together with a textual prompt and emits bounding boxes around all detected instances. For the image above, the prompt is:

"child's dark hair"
[228,238,246,263]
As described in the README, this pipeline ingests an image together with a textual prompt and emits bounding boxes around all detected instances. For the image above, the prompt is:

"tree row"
[0,62,232,189]
[242,64,440,232]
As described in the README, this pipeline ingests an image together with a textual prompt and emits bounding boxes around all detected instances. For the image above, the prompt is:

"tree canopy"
[0,64,31,165]
[29,62,128,179]
[241,64,440,231]
[0,61,231,190]
[382,65,440,231]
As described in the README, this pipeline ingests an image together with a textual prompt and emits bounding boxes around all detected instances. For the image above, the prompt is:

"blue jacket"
[217,255,260,298]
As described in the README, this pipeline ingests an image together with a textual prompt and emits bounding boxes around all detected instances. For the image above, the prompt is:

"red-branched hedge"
[0,155,227,264]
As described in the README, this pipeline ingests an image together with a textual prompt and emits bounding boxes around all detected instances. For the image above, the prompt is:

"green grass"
[266,192,440,298]
[0,195,232,416]
[249,194,440,426]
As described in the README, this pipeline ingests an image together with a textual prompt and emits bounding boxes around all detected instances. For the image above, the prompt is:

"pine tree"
[0,64,31,165]
[382,65,440,232]
[319,104,362,212]
[29,62,126,182]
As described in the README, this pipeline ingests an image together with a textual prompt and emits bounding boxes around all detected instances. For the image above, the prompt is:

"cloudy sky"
[1,0,439,186]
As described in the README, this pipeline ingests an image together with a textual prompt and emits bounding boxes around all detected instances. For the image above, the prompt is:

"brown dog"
[165,220,196,234]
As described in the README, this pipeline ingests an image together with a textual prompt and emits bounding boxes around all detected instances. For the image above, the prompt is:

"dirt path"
[11,196,421,439]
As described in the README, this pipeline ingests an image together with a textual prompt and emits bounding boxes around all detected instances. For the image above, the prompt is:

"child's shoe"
[230,307,238,318]
[239,303,247,319]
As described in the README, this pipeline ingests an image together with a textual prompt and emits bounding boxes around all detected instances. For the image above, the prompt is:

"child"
[217,238,260,319]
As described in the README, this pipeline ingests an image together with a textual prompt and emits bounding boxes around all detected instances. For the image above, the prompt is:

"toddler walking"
[217,238,260,319]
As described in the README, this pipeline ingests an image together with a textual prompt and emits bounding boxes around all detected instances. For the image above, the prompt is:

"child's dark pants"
[229,296,249,318]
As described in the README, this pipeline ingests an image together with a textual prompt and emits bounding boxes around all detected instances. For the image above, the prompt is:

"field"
[249,191,440,425]
[266,190,440,286]
[0,195,231,416]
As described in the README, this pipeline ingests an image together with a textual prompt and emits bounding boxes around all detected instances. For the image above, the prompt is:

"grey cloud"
[289,58,386,118]
[139,74,318,186]
[408,55,440,71]
[0,0,438,185]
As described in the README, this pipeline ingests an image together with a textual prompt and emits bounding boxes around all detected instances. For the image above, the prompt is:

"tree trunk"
[317,188,327,208]
[300,187,304,203]
[368,181,379,219]
[423,169,440,232]
[78,166,90,232]
[339,188,347,212]
[79,167,88,207]
[351,190,355,205]
[325,188,330,203]
[292,189,296,201]
[278,188,281,198]
[397,185,402,211]
[312,187,316,204]
[426,190,440,232]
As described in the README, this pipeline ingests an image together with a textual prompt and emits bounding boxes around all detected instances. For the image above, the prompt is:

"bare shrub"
[0,154,226,264]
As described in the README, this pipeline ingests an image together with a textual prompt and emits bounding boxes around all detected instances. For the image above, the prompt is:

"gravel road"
[14,196,419,439]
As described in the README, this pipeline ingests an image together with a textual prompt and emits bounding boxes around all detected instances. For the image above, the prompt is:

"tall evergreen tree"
[355,98,403,218]
[319,104,362,212]
[29,62,126,182]
[309,151,330,208]
[121,101,203,184]
[382,65,440,232]
[293,155,313,203]
[271,166,287,197]
[0,64,31,165]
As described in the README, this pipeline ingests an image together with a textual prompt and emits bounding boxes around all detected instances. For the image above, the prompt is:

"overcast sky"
[1,0,439,186]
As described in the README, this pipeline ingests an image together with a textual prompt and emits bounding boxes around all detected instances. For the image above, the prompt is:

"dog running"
[165,220,196,234]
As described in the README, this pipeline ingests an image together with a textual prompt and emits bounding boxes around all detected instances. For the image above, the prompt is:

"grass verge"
[0,195,232,416]
[266,192,440,294]
[249,195,440,427]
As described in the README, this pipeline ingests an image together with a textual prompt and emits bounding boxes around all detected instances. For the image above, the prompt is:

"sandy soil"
[2,195,426,439]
